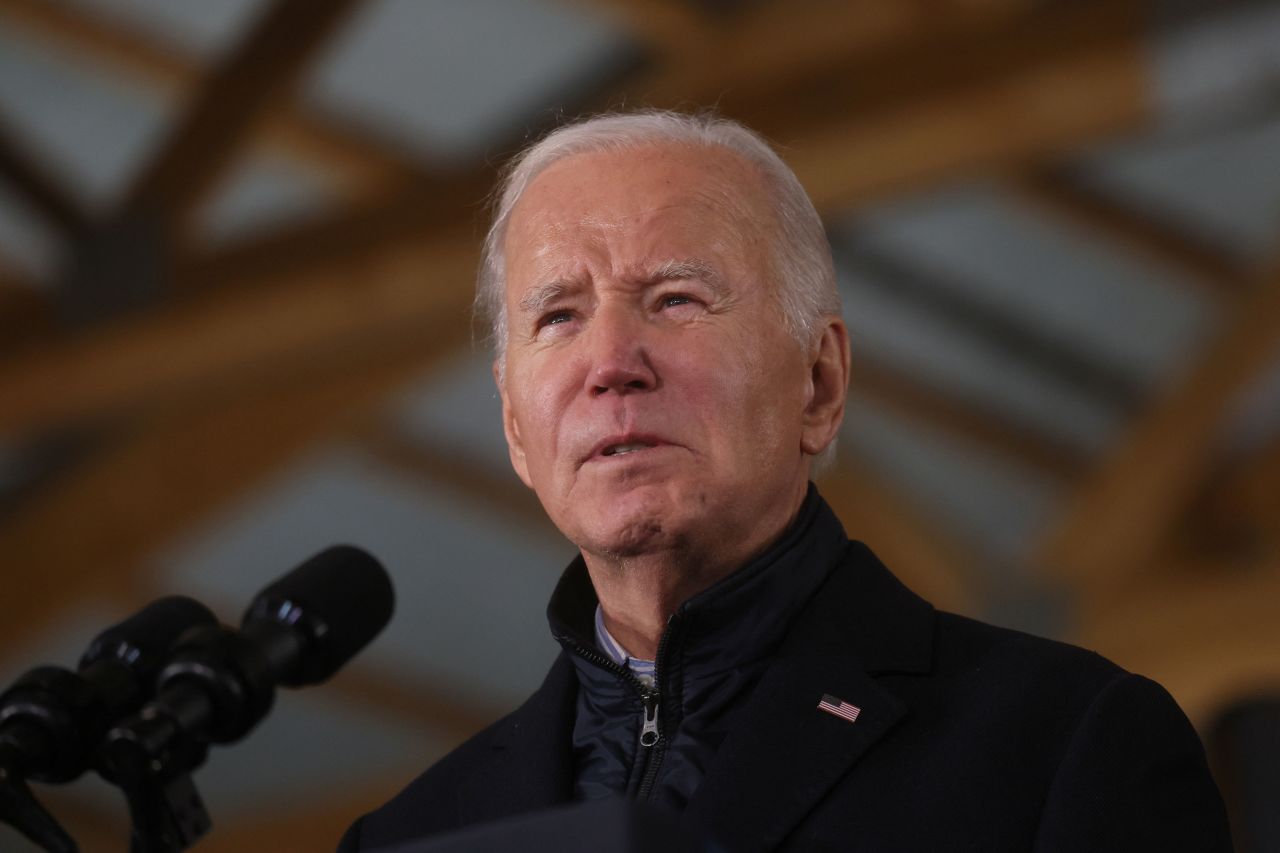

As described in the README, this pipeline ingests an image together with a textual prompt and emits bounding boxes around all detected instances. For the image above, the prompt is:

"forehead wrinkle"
[522,217,609,262]
[507,151,774,314]
[508,220,605,316]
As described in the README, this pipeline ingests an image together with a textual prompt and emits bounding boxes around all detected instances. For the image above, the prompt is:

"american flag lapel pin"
[817,694,861,724]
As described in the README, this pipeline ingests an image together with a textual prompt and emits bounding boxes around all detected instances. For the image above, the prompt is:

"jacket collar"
[684,541,934,851]
[546,484,848,688]
[458,494,936,850]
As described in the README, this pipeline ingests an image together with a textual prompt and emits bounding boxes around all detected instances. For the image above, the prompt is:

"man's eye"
[660,294,694,308]
[539,310,573,328]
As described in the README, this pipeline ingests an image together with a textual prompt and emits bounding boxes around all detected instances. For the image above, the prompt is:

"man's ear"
[494,360,534,489]
[800,318,851,456]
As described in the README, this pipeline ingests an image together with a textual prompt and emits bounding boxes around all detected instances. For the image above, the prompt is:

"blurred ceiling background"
[1,0,1278,850]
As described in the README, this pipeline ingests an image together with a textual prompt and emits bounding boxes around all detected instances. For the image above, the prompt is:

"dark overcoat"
[339,542,1232,852]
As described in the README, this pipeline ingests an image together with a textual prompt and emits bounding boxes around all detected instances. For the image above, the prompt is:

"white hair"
[477,110,843,469]
[476,109,841,358]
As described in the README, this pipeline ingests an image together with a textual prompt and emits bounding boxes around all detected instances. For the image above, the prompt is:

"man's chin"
[574,504,684,561]
[594,521,670,560]
[550,481,701,558]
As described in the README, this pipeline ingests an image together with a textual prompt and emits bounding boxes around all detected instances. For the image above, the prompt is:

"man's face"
[497,143,828,565]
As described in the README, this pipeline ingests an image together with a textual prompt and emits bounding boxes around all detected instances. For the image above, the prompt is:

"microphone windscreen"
[79,596,219,676]
[242,545,394,686]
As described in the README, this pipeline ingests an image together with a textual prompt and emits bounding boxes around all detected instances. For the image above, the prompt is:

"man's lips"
[585,434,672,462]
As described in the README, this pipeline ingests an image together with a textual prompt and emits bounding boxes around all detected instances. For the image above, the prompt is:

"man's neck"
[587,551,721,660]
[583,493,807,660]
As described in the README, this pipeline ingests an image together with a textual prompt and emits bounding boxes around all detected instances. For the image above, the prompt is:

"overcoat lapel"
[457,653,578,825]
[684,543,935,852]
[684,649,905,852]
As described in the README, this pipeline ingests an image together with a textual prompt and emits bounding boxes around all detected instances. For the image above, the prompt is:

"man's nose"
[584,307,657,396]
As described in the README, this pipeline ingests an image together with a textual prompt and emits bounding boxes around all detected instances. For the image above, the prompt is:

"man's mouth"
[601,442,656,457]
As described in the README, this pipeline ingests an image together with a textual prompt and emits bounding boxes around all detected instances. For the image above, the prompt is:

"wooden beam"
[179,170,495,292]
[0,0,1165,643]
[1006,166,1247,296]
[817,459,982,615]
[837,239,1145,411]
[163,3,1134,305]
[0,111,89,235]
[574,0,715,54]
[578,1,1151,216]
[0,0,189,88]
[1194,432,1280,555]
[851,357,1087,483]
[119,0,366,223]
[0,234,478,656]
[775,2,1150,213]
[188,0,1151,302]
[358,426,551,538]
[722,1,1141,139]
[0,0,412,195]
[1074,556,1280,728]
[0,272,56,356]
[0,318,471,670]
[1037,268,1280,597]
[3,247,1047,633]
[0,426,102,523]
[1224,435,1280,536]
[617,0,1045,111]
[0,228,476,438]
[124,0,1150,494]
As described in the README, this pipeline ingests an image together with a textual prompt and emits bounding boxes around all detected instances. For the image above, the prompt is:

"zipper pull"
[640,693,661,747]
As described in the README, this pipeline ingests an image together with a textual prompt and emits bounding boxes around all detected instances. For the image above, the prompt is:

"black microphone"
[0,596,218,785]
[98,545,394,787]
[241,543,395,687]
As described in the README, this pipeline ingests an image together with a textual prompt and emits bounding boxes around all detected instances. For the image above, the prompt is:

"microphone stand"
[0,735,77,853]
[97,682,216,853]
[116,771,210,853]
[97,706,212,852]
[0,596,220,852]
[94,617,277,853]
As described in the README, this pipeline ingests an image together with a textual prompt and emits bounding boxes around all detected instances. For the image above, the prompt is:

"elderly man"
[340,112,1231,852]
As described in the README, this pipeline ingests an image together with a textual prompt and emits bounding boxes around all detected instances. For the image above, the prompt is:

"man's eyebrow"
[642,258,720,286]
[518,280,577,315]
[518,259,725,315]
[641,258,727,297]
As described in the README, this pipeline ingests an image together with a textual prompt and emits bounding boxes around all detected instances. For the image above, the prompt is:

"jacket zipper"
[639,693,661,747]
[634,623,674,800]
[634,690,666,799]
[561,616,677,801]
